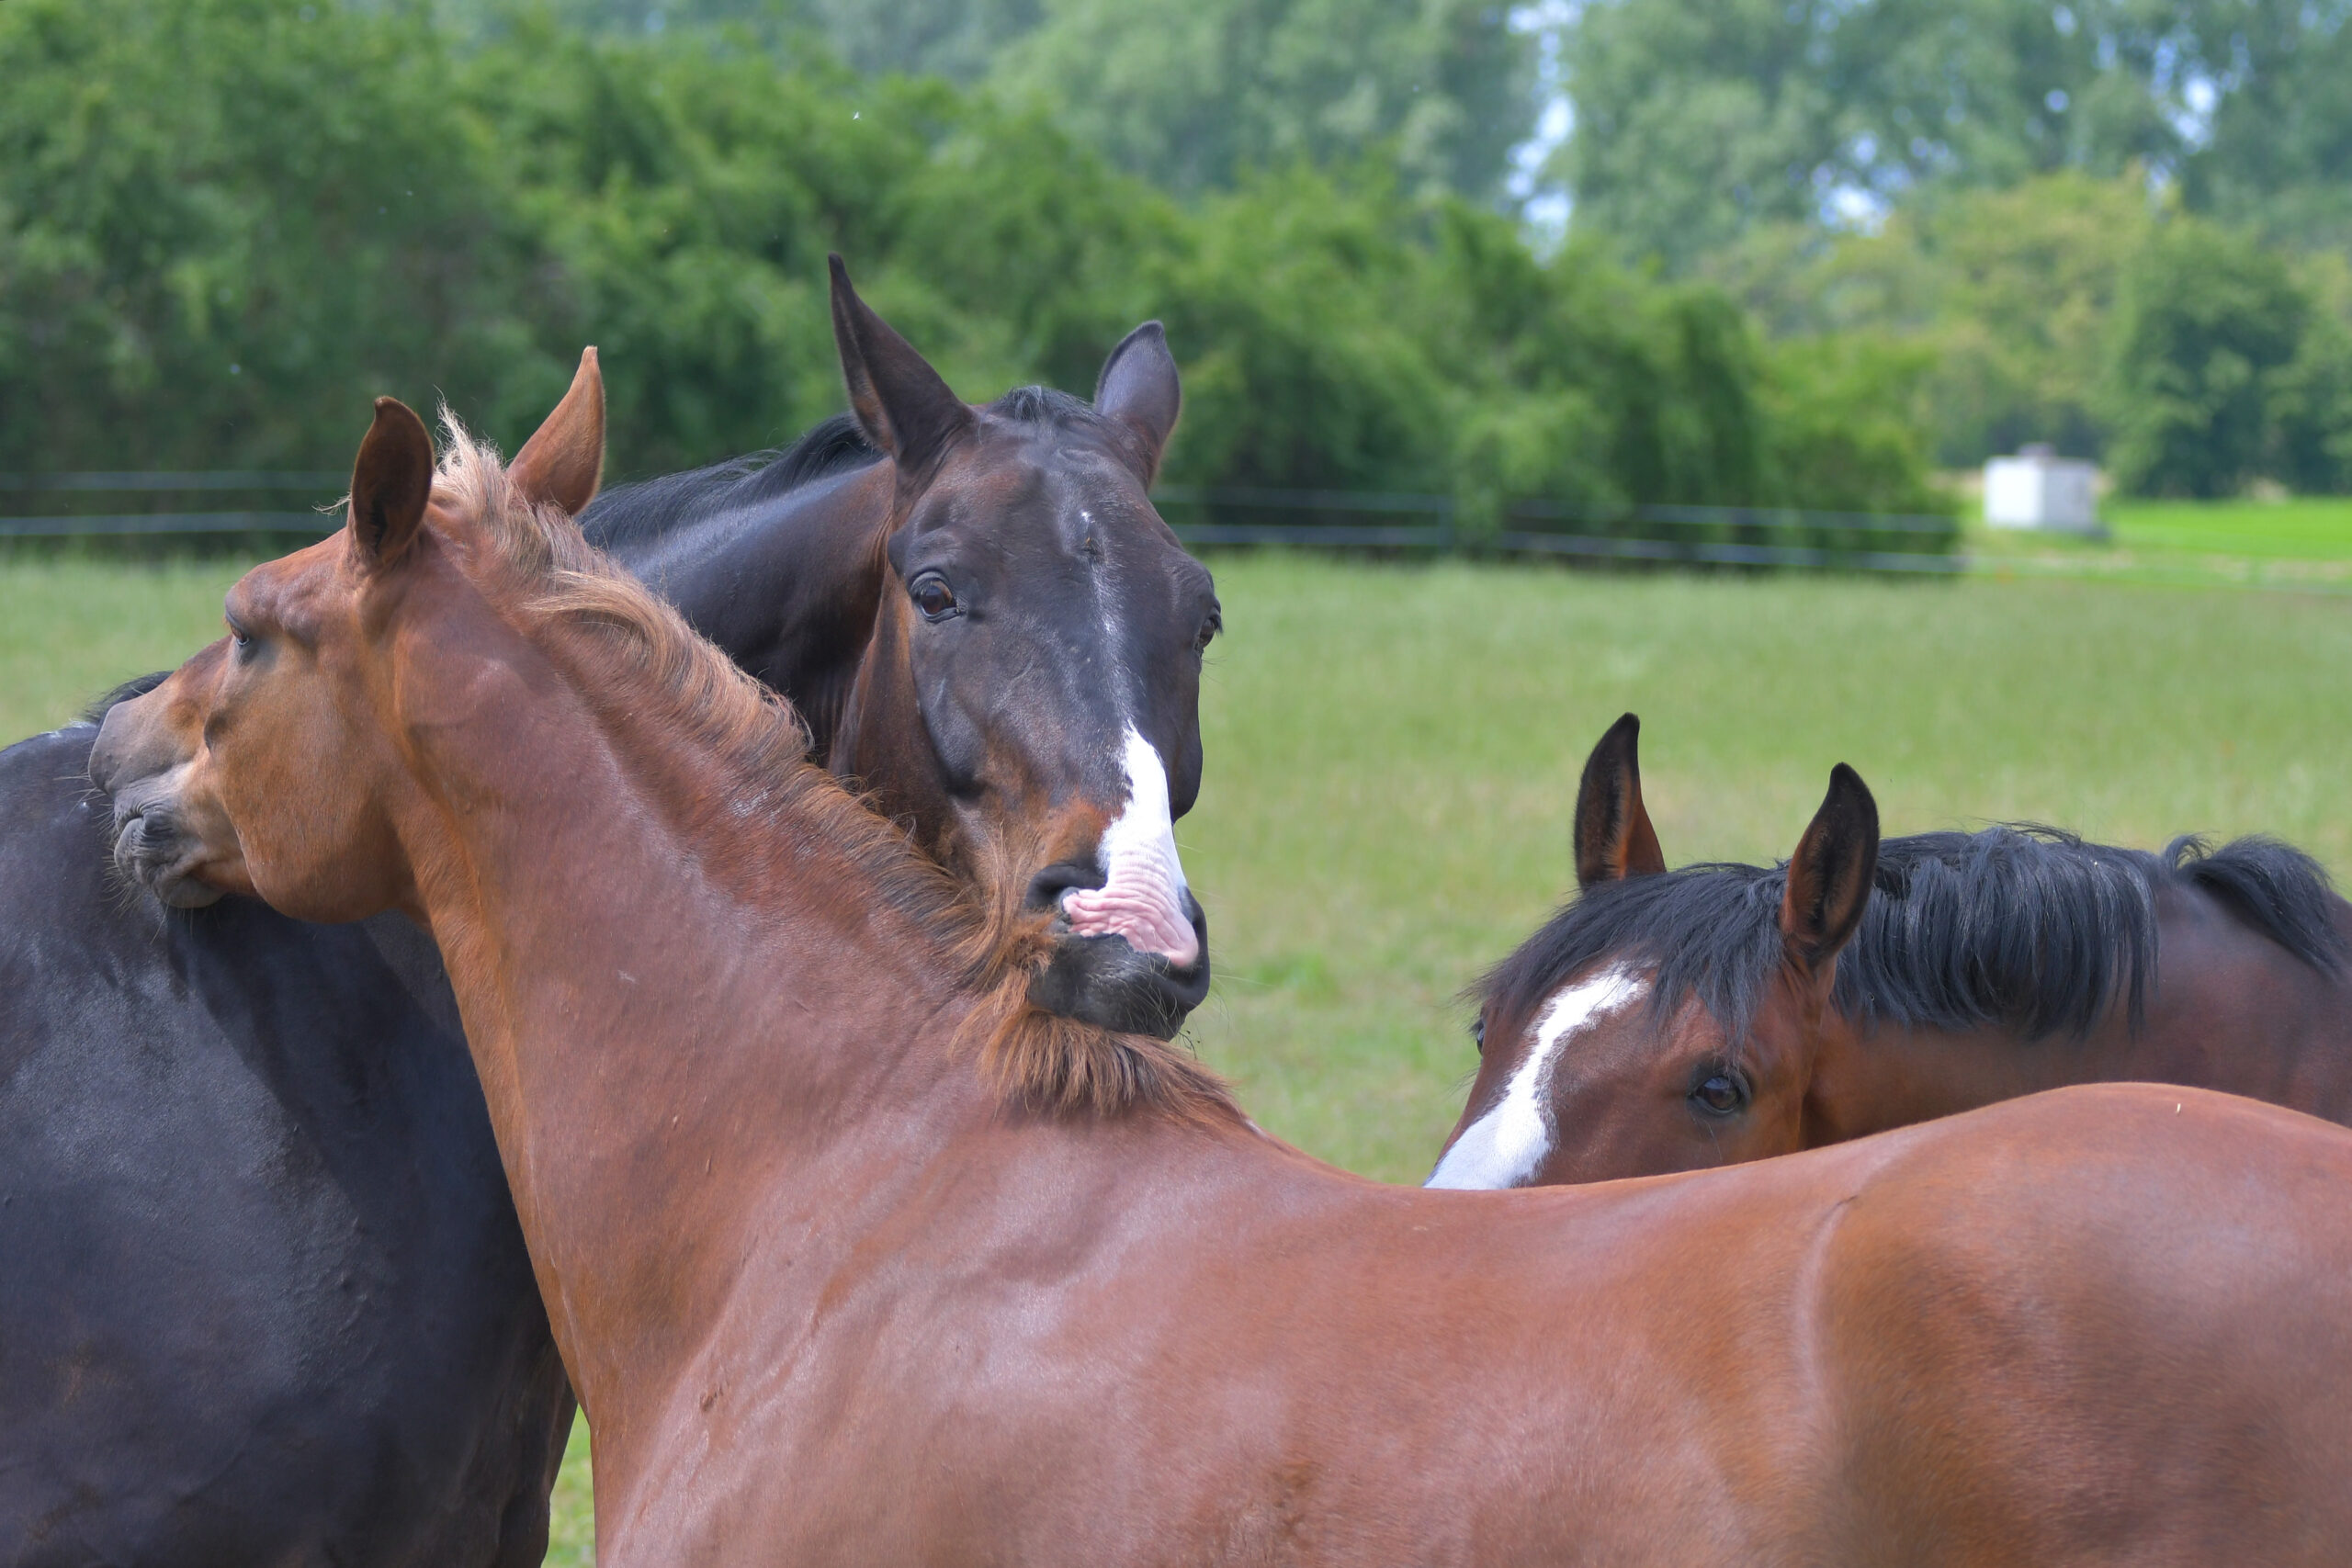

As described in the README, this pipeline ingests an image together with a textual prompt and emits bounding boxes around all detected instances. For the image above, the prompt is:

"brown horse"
[94,400,2352,1563]
[1433,712,2352,1188]
[582,257,1218,1037]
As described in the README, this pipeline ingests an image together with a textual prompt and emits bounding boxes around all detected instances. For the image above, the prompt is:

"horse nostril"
[1026,860,1103,912]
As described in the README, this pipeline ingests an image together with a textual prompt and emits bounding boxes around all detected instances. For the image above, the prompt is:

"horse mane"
[579,413,884,549]
[1483,823,2348,1050]
[429,415,1233,1124]
[579,386,1117,550]
[83,670,173,724]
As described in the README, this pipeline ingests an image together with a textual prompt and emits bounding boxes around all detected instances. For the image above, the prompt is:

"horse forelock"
[1480,866,1788,1057]
[422,413,1232,1124]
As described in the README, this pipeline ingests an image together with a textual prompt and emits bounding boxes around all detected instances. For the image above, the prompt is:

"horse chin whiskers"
[953,968,1231,1124]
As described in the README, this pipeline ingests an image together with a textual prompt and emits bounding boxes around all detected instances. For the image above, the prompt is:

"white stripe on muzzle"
[1060,725,1200,969]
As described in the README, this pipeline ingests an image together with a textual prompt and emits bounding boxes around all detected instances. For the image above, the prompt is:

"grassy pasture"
[1971,495,2352,588]
[11,548,2352,1562]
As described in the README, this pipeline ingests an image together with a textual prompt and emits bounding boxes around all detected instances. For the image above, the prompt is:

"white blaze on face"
[1060,724,1201,970]
[1424,966,1648,1190]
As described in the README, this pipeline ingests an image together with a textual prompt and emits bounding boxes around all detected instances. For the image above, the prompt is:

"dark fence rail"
[1151,485,1968,573]
[0,472,345,539]
[0,475,1967,572]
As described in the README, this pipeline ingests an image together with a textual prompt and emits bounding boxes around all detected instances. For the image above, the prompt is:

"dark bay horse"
[28,271,1211,1561]
[96,395,2352,1563]
[1431,712,2352,1188]
[580,255,1216,1037]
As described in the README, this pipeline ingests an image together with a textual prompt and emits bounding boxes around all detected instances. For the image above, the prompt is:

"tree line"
[1564,0,2352,498]
[0,0,1936,524]
[6,0,2346,506]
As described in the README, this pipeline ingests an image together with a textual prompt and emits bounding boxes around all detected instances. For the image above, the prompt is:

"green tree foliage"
[1557,0,2352,269]
[448,0,1536,200]
[0,0,1939,521]
[1706,173,2154,466]
[0,0,544,468]
[991,0,1533,200]
[1702,173,2352,493]
[2101,218,2312,497]
[2178,3,2352,247]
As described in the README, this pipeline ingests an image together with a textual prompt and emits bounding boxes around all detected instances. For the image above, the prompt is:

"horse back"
[1797,1082,2352,1562]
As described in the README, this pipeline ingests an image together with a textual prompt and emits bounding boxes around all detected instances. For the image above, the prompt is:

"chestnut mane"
[426,416,1234,1122]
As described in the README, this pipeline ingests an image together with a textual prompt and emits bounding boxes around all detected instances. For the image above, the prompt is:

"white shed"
[1984,446,2101,533]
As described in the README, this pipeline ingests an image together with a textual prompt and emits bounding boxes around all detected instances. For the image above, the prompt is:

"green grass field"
[13,548,2352,1562]
[1970,495,2352,588]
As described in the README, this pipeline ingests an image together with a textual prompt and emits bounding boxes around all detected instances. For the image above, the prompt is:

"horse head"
[825,259,1217,1041]
[1428,716,1879,1188]
[91,355,609,922]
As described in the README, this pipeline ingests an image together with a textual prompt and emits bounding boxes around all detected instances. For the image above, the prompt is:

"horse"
[93,392,2352,1564]
[1430,711,2352,1189]
[22,265,1212,1562]
[577,254,1215,1036]
[131,255,1217,1035]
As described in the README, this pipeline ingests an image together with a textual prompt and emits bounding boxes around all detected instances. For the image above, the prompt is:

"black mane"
[581,386,1107,550]
[82,670,173,723]
[581,412,883,549]
[1483,825,2348,1048]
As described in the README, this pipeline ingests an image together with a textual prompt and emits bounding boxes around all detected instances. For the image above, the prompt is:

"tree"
[988,0,1534,201]
[445,0,1539,200]
[1553,0,2237,271]
[0,0,547,470]
[2179,2,2352,248]
[2100,217,2309,497]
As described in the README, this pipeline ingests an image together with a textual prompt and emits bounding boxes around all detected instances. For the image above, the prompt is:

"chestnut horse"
[39,268,1208,1562]
[94,397,2352,1563]
[1432,712,2352,1188]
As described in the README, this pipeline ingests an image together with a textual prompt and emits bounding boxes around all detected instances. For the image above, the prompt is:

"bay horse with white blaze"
[31,266,1210,1562]
[1433,711,2352,1188]
[93,395,2352,1564]
[578,255,1216,1037]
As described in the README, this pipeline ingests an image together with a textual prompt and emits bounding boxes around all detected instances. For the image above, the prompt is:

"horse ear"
[510,346,605,516]
[1779,763,1879,981]
[1093,321,1181,484]
[1574,713,1668,887]
[828,254,974,480]
[347,398,435,570]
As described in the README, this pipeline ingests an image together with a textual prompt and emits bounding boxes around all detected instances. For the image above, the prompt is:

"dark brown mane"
[427,417,1233,1122]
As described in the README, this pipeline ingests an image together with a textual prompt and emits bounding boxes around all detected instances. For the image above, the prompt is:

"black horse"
[15,264,1214,1562]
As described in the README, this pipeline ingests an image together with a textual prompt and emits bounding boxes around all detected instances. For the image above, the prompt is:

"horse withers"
[94,393,2352,1564]
[1432,712,2352,1188]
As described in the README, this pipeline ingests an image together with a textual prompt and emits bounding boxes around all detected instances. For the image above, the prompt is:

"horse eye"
[909,574,959,621]
[1691,1072,1748,1117]
[1193,610,1221,654]
[1469,1014,1487,1055]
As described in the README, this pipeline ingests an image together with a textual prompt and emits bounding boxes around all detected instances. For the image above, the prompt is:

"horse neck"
[1804,1014,2082,1143]
[386,600,982,1430]
[599,462,895,755]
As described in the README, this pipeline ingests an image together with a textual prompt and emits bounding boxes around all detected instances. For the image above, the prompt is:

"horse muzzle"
[103,787,230,908]
[1031,889,1211,1039]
